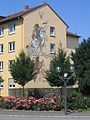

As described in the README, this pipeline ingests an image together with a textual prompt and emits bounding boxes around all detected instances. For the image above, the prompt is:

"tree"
[71,38,90,95]
[0,76,4,82]
[10,50,37,98]
[44,48,75,87]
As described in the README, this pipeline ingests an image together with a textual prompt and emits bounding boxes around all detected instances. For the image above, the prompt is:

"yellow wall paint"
[0,19,23,96]
[23,5,67,88]
[66,35,79,55]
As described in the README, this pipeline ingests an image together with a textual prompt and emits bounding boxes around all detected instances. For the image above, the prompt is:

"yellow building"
[0,3,80,96]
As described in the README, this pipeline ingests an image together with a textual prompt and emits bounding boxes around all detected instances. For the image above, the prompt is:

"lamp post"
[56,66,74,115]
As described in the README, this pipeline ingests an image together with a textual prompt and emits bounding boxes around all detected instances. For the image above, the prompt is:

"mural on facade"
[26,12,49,79]
[27,22,48,56]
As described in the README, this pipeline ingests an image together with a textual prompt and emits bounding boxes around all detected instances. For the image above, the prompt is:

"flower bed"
[0,96,63,111]
[1,93,89,111]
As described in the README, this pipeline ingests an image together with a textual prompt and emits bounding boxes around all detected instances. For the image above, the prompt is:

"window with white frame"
[0,81,3,88]
[50,43,55,60]
[8,60,15,70]
[50,43,55,53]
[0,27,4,37]
[0,61,3,71]
[9,41,15,52]
[8,23,15,34]
[0,44,3,54]
[50,27,55,37]
[8,78,15,89]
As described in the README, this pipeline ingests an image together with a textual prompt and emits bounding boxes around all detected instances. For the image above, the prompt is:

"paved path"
[0,115,90,120]
[0,110,90,120]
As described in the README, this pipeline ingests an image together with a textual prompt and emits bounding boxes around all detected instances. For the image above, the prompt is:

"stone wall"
[9,88,77,102]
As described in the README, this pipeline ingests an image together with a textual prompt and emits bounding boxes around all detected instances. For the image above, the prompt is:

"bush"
[0,96,4,108]
[0,96,59,111]
[85,97,90,108]
[0,95,89,111]
[68,91,87,110]
[54,102,64,111]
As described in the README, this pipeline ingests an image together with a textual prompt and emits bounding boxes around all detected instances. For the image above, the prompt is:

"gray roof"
[66,31,80,38]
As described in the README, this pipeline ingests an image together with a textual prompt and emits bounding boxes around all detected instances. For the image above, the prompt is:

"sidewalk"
[0,109,90,116]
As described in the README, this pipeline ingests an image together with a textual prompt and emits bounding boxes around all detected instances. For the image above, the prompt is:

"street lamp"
[56,66,74,115]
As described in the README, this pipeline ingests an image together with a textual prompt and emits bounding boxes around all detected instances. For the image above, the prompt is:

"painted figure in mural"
[29,23,48,55]
[31,24,44,51]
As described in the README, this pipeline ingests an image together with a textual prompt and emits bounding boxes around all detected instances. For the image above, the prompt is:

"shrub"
[85,97,90,108]
[0,96,59,111]
[68,91,87,110]
[0,96,4,109]
[0,95,89,111]
[54,102,64,111]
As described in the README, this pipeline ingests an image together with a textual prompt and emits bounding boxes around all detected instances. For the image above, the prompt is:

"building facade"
[0,3,80,96]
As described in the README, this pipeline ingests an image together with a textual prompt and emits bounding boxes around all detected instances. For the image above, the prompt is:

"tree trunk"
[22,85,24,99]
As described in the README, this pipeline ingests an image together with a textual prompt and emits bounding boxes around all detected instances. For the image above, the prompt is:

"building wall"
[66,35,79,55]
[0,5,79,96]
[23,5,67,88]
[0,19,23,96]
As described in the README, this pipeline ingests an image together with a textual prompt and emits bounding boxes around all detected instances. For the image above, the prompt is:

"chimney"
[24,5,30,11]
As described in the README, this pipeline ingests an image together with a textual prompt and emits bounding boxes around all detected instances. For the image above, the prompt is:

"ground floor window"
[0,81,3,88]
[8,78,15,89]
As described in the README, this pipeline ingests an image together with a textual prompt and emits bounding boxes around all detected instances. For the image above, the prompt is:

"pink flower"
[16,98,21,101]
[20,99,27,103]
[28,96,36,101]
[36,98,45,103]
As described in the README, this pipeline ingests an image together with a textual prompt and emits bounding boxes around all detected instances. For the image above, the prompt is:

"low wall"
[9,88,77,102]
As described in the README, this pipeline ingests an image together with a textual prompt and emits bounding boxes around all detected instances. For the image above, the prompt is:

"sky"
[0,0,90,42]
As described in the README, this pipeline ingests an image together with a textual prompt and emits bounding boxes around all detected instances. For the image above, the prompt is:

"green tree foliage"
[10,50,37,98]
[45,48,75,87]
[0,76,4,82]
[72,38,90,95]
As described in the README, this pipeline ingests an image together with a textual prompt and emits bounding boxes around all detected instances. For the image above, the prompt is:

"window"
[0,81,3,88]
[50,43,55,60]
[9,41,15,52]
[8,24,15,34]
[0,44,3,54]
[0,27,4,37]
[8,60,15,70]
[50,43,55,53]
[50,27,55,37]
[0,61,3,71]
[8,78,15,89]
